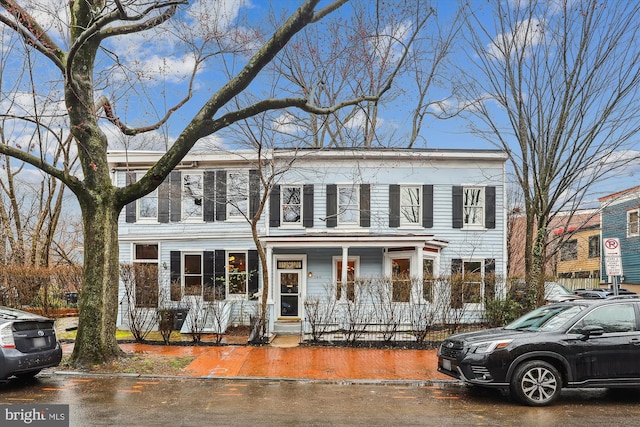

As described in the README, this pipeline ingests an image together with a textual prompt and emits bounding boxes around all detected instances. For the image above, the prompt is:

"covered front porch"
[261,234,448,336]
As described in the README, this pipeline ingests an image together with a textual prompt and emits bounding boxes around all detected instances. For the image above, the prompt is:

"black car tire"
[510,360,561,406]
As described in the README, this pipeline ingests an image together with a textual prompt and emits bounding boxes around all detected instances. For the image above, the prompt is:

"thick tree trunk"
[70,196,124,366]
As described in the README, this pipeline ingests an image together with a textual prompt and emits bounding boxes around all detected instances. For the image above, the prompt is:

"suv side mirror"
[580,325,605,339]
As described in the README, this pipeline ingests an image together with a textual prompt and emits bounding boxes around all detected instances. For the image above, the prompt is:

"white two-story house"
[109,148,508,337]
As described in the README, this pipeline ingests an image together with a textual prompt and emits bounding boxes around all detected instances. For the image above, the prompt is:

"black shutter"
[204,251,215,300]
[485,186,496,229]
[452,186,463,229]
[303,184,314,228]
[389,184,400,228]
[422,185,433,228]
[203,171,215,222]
[360,184,370,227]
[170,251,181,284]
[326,184,337,228]
[216,171,227,221]
[451,258,463,275]
[158,175,170,223]
[484,258,496,300]
[125,172,136,223]
[214,250,226,282]
[249,170,260,218]
[248,250,259,299]
[170,171,182,222]
[270,185,281,227]
[214,250,226,299]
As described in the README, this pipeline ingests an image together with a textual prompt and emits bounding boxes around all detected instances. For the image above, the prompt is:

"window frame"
[337,185,359,226]
[560,239,578,261]
[588,235,600,259]
[400,185,422,226]
[463,186,484,228]
[183,252,203,296]
[281,185,303,226]
[333,256,359,301]
[132,243,159,308]
[182,172,204,221]
[227,251,248,298]
[136,172,159,222]
[627,209,639,237]
[451,259,489,308]
[227,172,249,221]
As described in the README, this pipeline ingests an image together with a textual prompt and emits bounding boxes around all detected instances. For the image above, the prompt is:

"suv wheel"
[510,360,561,406]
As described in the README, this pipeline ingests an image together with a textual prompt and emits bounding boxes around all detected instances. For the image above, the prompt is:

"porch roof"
[261,233,449,250]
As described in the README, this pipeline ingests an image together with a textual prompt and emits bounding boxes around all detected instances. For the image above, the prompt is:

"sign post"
[603,238,623,295]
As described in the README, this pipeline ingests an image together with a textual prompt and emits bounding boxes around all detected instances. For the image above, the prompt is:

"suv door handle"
[630,338,640,346]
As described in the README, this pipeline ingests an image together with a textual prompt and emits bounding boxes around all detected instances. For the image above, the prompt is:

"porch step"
[270,334,300,348]
[273,320,301,335]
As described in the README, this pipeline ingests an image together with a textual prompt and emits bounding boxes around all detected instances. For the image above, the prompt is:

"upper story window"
[282,186,302,225]
[400,186,421,226]
[452,186,495,230]
[182,173,203,220]
[628,209,639,237]
[560,239,578,261]
[463,187,484,227]
[137,173,158,221]
[228,172,248,220]
[338,185,359,225]
[588,235,600,258]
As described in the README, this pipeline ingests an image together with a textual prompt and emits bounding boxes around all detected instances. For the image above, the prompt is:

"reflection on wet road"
[2,375,640,426]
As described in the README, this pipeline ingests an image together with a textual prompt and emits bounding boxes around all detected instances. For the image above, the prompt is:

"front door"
[279,271,300,317]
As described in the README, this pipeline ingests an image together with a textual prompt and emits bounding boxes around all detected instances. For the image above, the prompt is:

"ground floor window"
[228,252,247,296]
[423,258,434,302]
[184,253,203,296]
[391,258,411,303]
[133,244,159,308]
[335,258,357,301]
[449,258,496,308]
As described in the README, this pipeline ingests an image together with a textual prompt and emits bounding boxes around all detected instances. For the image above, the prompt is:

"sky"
[0,0,639,206]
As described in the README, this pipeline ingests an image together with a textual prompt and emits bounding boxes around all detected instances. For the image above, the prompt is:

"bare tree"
[459,0,640,305]
[0,0,422,366]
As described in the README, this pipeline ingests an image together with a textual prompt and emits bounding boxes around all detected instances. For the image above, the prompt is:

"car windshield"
[545,282,573,297]
[505,304,586,332]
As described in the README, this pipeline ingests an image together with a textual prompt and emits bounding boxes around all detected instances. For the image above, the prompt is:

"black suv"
[438,296,640,406]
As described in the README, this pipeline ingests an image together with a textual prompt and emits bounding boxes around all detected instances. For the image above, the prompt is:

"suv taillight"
[0,323,15,348]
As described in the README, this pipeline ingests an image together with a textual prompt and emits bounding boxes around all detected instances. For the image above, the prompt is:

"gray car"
[0,306,63,381]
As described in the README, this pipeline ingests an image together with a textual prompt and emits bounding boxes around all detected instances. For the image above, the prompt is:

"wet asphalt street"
[3,374,640,426]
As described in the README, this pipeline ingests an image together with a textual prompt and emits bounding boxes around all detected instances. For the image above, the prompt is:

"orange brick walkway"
[113,344,450,381]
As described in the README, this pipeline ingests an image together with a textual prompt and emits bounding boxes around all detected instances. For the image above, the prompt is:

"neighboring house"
[508,209,600,286]
[109,148,508,336]
[600,185,640,286]
[550,210,601,281]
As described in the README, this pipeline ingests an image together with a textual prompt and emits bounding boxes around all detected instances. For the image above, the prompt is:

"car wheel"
[510,360,561,406]
[14,369,41,379]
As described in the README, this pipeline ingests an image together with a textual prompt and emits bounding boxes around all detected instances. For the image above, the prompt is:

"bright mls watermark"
[2,405,69,426]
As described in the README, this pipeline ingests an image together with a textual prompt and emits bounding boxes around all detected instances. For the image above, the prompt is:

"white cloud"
[486,18,545,61]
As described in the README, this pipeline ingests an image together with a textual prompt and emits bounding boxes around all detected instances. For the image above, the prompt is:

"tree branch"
[0,0,65,70]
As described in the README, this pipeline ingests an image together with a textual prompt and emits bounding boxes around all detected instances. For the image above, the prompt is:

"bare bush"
[119,263,159,342]
[304,286,338,341]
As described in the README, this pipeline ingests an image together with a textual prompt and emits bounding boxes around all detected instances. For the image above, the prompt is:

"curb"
[46,370,463,387]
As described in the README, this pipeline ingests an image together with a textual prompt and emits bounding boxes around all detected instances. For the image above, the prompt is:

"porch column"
[266,246,274,304]
[415,245,423,302]
[340,246,349,301]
